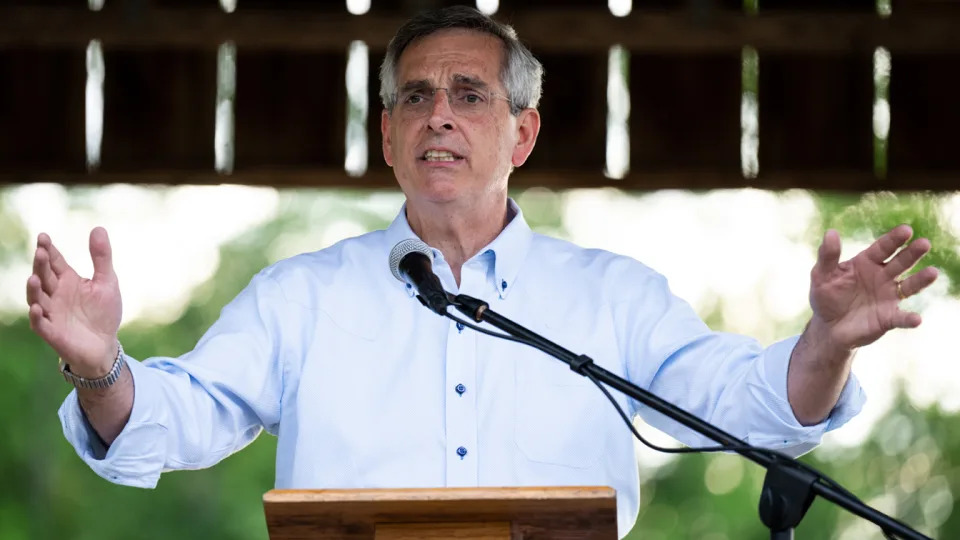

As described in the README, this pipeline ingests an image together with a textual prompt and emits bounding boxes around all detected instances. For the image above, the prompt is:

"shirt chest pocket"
[511,323,618,470]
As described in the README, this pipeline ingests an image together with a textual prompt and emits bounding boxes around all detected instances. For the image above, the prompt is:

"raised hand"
[809,224,939,350]
[788,225,939,425]
[26,227,123,378]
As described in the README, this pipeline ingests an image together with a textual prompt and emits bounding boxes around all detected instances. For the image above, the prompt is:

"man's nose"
[427,89,456,132]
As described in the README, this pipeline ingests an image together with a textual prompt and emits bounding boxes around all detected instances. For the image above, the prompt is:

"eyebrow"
[452,74,489,89]
[397,74,491,94]
[398,79,432,94]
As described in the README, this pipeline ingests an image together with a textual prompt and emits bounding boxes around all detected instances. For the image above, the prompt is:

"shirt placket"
[443,263,480,487]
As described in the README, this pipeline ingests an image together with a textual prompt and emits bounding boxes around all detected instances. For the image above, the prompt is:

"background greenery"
[1,187,956,540]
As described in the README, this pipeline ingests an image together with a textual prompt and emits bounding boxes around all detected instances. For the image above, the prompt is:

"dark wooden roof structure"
[1,0,958,191]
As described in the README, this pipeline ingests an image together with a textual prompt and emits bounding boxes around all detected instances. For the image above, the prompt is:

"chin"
[408,176,465,204]
[420,188,463,205]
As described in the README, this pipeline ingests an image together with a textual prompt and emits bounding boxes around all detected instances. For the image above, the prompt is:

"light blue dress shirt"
[59,200,864,537]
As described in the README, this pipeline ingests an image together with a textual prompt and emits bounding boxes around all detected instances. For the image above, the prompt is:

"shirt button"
[456,322,464,333]
[456,446,468,459]
[455,383,466,395]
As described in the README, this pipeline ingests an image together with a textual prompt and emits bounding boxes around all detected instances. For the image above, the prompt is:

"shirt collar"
[383,198,533,300]
[479,198,531,300]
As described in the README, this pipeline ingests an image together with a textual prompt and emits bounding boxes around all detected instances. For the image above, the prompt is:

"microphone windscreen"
[388,238,433,282]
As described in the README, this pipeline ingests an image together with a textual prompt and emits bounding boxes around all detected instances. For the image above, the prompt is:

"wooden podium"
[263,486,618,539]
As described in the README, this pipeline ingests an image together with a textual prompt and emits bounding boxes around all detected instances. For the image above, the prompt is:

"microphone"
[389,239,451,315]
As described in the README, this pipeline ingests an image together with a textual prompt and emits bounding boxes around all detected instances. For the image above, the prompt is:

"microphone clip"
[452,294,489,322]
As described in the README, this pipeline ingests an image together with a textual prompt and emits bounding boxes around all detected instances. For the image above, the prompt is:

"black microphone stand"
[442,292,930,540]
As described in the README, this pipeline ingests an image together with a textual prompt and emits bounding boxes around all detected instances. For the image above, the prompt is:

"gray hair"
[379,6,543,116]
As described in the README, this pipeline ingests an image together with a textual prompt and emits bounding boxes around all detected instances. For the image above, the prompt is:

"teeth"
[423,150,458,161]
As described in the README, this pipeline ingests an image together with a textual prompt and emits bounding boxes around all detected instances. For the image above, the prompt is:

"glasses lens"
[449,87,488,117]
[397,87,491,118]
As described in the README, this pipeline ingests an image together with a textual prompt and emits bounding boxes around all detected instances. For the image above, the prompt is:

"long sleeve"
[58,271,288,487]
[619,272,865,456]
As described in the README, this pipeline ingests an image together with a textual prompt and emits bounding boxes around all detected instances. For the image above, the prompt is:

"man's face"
[381,29,538,207]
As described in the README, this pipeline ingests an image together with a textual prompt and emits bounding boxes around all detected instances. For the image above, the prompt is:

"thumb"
[89,226,115,281]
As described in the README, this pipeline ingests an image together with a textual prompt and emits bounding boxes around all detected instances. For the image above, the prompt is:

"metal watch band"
[59,341,126,390]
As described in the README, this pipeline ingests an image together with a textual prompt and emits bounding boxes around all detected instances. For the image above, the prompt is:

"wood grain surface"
[263,486,618,540]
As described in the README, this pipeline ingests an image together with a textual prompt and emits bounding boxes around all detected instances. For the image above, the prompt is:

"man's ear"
[381,109,394,167]
[511,108,541,168]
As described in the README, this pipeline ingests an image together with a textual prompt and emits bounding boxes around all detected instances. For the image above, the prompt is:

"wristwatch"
[59,341,126,389]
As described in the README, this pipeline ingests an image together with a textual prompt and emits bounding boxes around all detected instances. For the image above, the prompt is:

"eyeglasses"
[394,85,511,119]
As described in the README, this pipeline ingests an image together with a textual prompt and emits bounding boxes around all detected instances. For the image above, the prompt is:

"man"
[26,6,938,536]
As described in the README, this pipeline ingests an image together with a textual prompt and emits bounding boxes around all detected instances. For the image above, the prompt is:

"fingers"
[37,232,71,277]
[32,246,58,295]
[889,267,939,330]
[28,303,56,340]
[863,224,913,265]
[884,237,932,278]
[891,310,923,330]
[25,274,52,313]
[815,229,842,276]
[89,227,115,281]
[26,274,57,343]
[891,262,940,328]
[899,266,939,298]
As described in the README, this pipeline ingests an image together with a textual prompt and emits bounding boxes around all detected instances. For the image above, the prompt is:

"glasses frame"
[393,84,512,119]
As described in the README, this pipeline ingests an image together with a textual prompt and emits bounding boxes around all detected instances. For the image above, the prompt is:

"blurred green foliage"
[816,192,960,295]
[1,187,957,540]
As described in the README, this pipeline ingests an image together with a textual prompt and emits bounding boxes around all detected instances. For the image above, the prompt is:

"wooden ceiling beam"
[3,168,956,192]
[2,7,960,54]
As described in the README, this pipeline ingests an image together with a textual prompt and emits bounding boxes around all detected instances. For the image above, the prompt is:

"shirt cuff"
[58,355,168,488]
[748,335,866,454]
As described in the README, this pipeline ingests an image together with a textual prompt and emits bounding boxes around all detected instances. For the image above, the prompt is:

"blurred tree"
[0,192,29,266]
[816,192,960,294]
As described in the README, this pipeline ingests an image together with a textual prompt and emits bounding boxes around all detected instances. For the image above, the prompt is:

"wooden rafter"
[2,7,960,54]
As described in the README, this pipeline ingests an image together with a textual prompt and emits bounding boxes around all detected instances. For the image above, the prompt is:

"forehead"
[396,29,504,86]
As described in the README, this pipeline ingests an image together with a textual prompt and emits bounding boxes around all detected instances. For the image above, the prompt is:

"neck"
[405,194,512,286]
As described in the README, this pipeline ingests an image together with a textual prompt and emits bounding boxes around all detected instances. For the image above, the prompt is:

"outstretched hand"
[26,227,123,378]
[809,224,939,351]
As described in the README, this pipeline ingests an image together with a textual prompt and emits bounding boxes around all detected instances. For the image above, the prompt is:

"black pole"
[449,293,930,540]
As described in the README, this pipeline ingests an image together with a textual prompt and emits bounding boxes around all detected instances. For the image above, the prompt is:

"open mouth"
[419,149,464,162]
